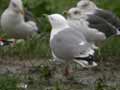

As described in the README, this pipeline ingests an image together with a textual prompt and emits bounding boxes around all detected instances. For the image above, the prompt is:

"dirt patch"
[0,57,119,90]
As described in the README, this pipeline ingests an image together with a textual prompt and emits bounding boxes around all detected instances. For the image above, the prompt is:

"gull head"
[67,7,81,19]
[77,0,97,12]
[48,14,69,29]
[9,0,24,15]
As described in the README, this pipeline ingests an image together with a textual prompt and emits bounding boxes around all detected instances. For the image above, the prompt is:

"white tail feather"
[74,60,98,68]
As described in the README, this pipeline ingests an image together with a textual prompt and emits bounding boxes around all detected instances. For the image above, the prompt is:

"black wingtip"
[75,54,96,65]
[0,40,14,47]
[36,29,41,34]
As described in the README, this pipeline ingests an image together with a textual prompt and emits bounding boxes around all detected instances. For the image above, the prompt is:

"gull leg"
[63,63,73,79]
[64,64,69,77]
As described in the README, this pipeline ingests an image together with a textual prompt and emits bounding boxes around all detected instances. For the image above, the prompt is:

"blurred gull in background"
[1,0,40,40]
[77,0,120,34]
[65,4,120,49]
[65,7,106,49]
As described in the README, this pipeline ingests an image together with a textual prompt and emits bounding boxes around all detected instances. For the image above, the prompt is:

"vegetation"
[0,0,119,59]
[0,0,120,90]
[0,0,80,59]
[0,75,19,90]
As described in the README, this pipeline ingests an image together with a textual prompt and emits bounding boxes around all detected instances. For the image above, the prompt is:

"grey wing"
[87,14,117,37]
[50,28,92,60]
[24,8,40,33]
[94,9,120,29]
[24,8,35,22]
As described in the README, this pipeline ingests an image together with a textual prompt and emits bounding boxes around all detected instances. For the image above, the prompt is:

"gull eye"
[74,11,80,15]
[12,2,17,8]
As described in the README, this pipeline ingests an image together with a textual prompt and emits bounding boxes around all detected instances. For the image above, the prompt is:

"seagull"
[65,7,105,49]
[1,0,39,40]
[0,38,15,47]
[65,7,119,49]
[77,0,120,32]
[48,14,97,69]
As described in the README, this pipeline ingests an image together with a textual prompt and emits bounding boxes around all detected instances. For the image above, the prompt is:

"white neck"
[8,0,23,13]
[6,8,24,24]
[116,29,120,35]
[53,24,69,29]
[50,25,69,41]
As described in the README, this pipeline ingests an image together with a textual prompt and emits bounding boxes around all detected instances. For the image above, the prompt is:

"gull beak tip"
[20,10,25,15]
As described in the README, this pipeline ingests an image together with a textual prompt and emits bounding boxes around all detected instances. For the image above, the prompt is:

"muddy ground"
[0,57,120,90]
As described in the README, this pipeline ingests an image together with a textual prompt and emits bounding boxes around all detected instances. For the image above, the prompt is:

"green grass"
[95,78,120,90]
[0,33,51,59]
[0,74,19,90]
[100,36,120,58]
[95,0,120,16]
[0,0,80,60]
[0,0,120,90]
[0,0,119,59]
[0,73,119,90]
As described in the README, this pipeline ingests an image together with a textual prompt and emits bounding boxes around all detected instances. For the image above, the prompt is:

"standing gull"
[65,7,105,49]
[77,0,120,32]
[67,7,118,37]
[65,7,120,49]
[1,0,39,39]
[48,14,97,68]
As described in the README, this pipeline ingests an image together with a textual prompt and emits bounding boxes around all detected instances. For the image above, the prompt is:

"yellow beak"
[20,10,24,15]
[63,11,70,17]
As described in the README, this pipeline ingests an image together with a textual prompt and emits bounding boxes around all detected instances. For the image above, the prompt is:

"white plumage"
[66,7,106,49]
[63,0,120,51]
[65,0,120,49]
[1,0,38,39]
[48,14,97,68]
[76,0,120,35]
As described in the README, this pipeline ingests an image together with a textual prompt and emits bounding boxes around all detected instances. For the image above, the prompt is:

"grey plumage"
[67,18,106,43]
[77,0,120,32]
[86,14,117,37]
[66,7,107,49]
[48,14,97,67]
[50,27,92,60]
[94,9,120,29]
[24,9,35,22]
[24,8,40,33]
